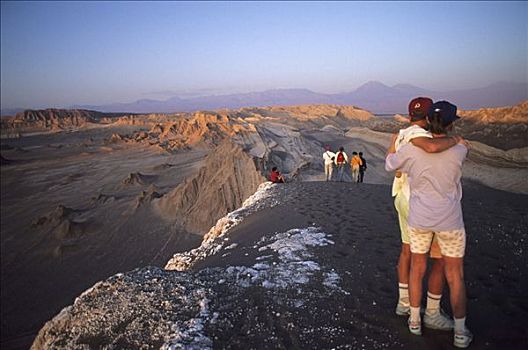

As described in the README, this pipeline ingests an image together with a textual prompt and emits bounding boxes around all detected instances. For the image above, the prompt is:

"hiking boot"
[454,328,473,348]
[395,302,410,316]
[408,317,422,336]
[424,309,454,330]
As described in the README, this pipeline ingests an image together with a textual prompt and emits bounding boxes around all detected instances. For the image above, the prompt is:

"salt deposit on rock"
[165,181,277,271]
[31,227,346,349]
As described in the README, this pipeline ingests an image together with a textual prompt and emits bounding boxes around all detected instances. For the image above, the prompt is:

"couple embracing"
[385,97,473,348]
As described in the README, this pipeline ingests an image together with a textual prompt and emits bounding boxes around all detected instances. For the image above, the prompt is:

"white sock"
[410,306,421,323]
[425,291,442,314]
[398,283,409,305]
[454,317,467,333]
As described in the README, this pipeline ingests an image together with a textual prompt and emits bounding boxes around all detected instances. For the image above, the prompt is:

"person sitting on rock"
[270,167,285,183]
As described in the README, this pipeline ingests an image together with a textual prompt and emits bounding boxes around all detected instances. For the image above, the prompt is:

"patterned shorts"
[394,194,442,259]
[409,226,466,258]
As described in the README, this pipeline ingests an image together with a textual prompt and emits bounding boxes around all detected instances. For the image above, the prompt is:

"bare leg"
[427,258,445,295]
[443,256,466,318]
[409,252,428,308]
[398,243,411,284]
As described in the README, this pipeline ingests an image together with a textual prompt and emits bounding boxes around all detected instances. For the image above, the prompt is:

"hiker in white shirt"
[322,145,336,181]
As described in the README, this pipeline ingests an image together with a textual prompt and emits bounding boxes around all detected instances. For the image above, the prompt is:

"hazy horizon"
[1,1,527,109]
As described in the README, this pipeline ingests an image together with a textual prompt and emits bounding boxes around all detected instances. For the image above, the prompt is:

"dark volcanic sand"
[193,181,528,349]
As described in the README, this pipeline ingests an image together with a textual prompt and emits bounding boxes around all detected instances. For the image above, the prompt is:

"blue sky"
[1,1,526,108]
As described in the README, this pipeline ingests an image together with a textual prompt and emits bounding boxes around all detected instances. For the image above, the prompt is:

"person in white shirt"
[322,145,336,181]
[334,146,348,182]
[386,100,472,348]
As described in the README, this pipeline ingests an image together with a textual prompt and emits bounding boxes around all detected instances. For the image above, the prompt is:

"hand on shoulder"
[453,135,470,149]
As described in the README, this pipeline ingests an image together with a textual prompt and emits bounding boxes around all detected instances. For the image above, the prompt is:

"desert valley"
[1,102,527,349]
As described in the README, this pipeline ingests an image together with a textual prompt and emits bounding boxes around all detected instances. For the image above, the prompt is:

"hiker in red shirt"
[334,147,348,182]
[270,167,285,183]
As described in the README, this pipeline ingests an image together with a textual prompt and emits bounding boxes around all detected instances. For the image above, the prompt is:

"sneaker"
[424,309,454,330]
[395,301,410,316]
[408,317,422,336]
[454,329,473,348]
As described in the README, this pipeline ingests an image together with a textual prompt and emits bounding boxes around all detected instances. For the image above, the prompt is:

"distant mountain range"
[2,81,527,116]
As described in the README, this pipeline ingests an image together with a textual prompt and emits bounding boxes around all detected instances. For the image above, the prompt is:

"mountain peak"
[358,81,389,89]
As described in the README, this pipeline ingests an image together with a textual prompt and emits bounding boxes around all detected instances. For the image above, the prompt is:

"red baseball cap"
[408,97,433,121]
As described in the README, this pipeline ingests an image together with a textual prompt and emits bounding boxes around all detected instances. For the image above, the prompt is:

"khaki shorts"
[409,226,466,258]
[394,193,442,259]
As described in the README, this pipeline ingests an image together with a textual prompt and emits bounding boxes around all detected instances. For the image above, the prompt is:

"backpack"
[336,152,345,163]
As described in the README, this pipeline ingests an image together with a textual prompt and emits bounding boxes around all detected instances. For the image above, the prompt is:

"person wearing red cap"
[322,145,336,181]
[386,100,472,348]
[391,97,464,332]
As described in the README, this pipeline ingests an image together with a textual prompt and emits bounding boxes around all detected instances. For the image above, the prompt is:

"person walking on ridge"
[334,147,348,182]
[390,97,465,333]
[358,152,367,183]
[322,145,336,181]
[350,151,362,182]
[386,100,472,348]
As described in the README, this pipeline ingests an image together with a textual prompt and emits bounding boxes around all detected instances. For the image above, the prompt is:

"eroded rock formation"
[154,140,266,233]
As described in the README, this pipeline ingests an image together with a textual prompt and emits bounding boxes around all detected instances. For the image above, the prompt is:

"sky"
[1,1,527,109]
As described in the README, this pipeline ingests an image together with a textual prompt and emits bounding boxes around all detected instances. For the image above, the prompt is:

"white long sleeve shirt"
[391,125,432,199]
[323,151,336,165]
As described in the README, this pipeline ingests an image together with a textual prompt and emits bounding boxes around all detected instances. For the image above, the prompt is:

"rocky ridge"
[154,140,267,233]
[0,109,131,136]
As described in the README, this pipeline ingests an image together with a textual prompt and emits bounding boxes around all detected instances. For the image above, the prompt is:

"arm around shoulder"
[410,136,457,153]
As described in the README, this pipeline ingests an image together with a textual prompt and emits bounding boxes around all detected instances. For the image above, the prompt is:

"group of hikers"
[269,149,367,184]
[267,97,472,348]
[323,146,367,183]
[385,97,471,348]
